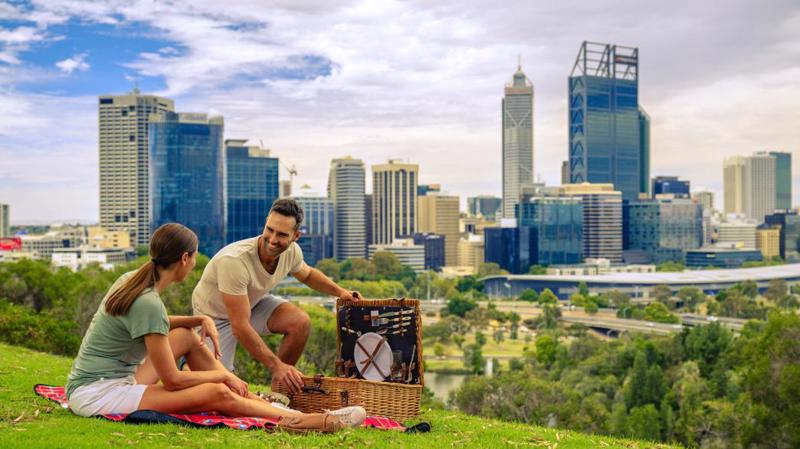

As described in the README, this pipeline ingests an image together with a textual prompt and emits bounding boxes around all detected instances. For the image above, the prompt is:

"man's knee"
[287,309,311,336]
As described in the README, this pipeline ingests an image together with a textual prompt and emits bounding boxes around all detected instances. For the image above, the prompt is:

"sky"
[0,0,799,223]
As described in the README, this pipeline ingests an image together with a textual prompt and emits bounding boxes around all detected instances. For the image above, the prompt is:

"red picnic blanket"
[34,384,406,431]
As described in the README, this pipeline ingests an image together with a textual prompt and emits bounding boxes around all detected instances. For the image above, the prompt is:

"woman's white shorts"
[68,375,148,417]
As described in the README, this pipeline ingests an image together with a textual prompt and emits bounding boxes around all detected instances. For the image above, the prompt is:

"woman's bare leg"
[136,327,223,384]
[138,382,302,418]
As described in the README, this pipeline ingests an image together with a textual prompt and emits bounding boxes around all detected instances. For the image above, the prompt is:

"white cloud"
[2,0,800,221]
[55,53,89,73]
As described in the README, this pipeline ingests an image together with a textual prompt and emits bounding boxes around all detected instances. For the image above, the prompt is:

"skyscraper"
[562,183,623,262]
[372,160,418,244]
[328,157,366,260]
[364,193,373,254]
[723,156,746,215]
[467,196,502,220]
[765,210,800,261]
[768,151,792,209]
[98,90,174,246]
[292,195,334,266]
[502,62,534,218]
[517,196,584,265]
[745,153,776,223]
[0,203,9,238]
[624,197,703,263]
[651,176,690,199]
[692,190,715,211]
[568,42,648,202]
[149,112,225,257]
[417,192,460,266]
[225,139,279,244]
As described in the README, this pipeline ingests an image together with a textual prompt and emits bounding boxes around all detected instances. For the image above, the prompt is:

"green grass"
[0,343,678,448]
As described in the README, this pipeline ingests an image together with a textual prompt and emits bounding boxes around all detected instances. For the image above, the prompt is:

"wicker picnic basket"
[275,298,424,422]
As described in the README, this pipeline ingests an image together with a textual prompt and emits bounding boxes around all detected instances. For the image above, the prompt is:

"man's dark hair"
[269,198,304,229]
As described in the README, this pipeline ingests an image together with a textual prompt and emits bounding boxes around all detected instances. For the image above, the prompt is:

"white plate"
[353,332,392,381]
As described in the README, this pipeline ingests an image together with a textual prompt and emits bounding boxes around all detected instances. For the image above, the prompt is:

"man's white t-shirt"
[192,237,307,319]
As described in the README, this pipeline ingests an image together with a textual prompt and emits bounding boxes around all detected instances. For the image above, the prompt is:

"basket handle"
[300,374,328,395]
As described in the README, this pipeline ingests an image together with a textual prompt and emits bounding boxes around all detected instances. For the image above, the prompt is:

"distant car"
[707,316,718,322]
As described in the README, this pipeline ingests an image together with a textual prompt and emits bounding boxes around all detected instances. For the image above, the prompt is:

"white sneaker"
[326,406,367,428]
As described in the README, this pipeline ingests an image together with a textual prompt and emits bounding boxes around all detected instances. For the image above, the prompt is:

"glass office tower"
[225,139,279,244]
[293,196,334,267]
[517,197,584,265]
[149,112,225,257]
[568,41,648,202]
[769,151,792,209]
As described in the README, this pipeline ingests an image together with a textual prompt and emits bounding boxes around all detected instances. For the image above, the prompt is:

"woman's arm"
[142,333,245,395]
[168,316,204,329]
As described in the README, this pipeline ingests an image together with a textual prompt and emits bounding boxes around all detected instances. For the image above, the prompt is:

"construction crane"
[259,140,298,196]
[281,162,298,196]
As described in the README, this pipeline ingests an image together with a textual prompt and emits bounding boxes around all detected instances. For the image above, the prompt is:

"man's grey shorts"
[201,295,288,371]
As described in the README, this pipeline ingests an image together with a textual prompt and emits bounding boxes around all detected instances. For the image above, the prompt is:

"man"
[192,199,359,394]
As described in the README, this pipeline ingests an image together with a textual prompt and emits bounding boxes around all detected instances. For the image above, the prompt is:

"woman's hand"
[224,372,249,397]
[199,316,221,360]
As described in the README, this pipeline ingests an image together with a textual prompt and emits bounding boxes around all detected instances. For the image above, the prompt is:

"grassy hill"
[0,343,678,449]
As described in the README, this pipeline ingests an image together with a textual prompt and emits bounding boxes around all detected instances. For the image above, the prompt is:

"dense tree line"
[451,312,800,448]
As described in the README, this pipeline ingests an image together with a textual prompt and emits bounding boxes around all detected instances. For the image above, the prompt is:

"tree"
[446,295,477,317]
[538,288,558,304]
[764,278,788,303]
[474,331,487,347]
[528,264,547,275]
[433,343,446,358]
[653,284,673,308]
[608,290,632,308]
[339,258,375,281]
[656,261,685,272]
[492,329,505,344]
[578,281,590,297]
[539,303,561,329]
[519,288,539,302]
[372,251,404,279]
[315,258,341,281]
[738,280,758,299]
[455,275,484,294]
[478,262,507,278]
[683,322,732,377]
[642,302,680,324]
[584,299,599,315]
[462,343,485,374]
[677,286,704,312]
[535,333,559,367]
[737,312,800,449]
[627,404,662,441]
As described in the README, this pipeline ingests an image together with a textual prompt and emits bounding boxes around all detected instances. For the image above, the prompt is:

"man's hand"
[272,362,305,394]
[224,371,249,397]
[339,290,362,302]
[199,316,221,360]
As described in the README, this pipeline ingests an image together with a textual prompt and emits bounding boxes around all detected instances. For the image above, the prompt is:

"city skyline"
[1,1,799,222]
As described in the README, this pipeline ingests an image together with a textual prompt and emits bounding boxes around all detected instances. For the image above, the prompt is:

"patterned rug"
[34,384,407,431]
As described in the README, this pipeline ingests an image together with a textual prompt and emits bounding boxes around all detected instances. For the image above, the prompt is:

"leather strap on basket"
[356,338,389,379]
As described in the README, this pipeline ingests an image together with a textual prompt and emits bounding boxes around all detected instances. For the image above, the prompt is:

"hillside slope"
[0,343,678,449]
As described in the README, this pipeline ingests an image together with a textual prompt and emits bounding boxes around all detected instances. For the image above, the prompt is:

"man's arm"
[293,265,360,300]
[222,293,304,392]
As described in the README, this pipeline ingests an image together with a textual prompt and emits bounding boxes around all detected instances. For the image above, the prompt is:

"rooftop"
[482,263,800,285]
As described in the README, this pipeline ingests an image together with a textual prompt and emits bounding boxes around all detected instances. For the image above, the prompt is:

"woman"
[66,223,364,433]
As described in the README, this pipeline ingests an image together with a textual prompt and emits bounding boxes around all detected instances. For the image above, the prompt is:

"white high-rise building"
[327,157,366,260]
[502,62,534,219]
[725,153,777,224]
[98,90,174,247]
[745,153,776,223]
[372,160,418,245]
